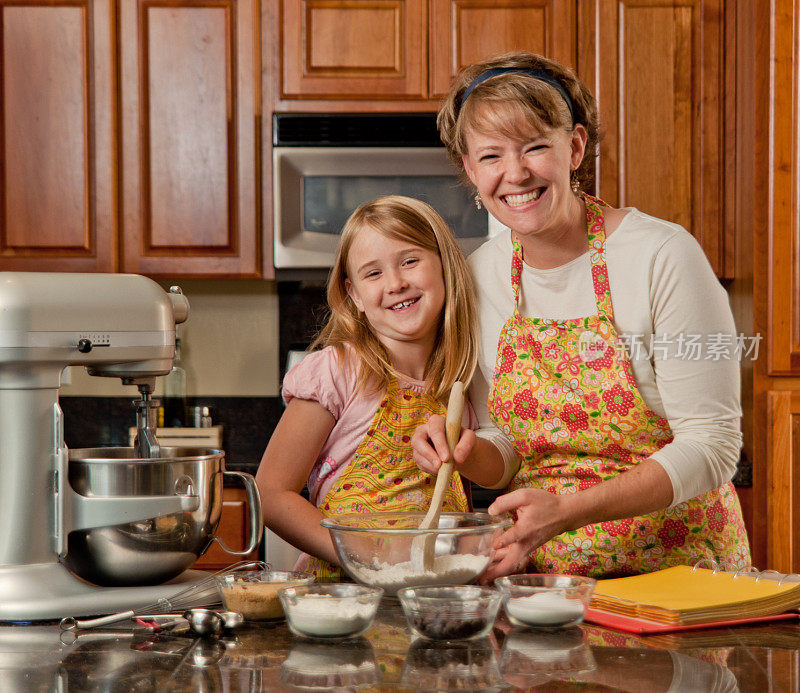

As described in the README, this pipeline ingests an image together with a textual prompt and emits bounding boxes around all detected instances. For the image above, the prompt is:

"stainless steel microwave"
[272,114,503,271]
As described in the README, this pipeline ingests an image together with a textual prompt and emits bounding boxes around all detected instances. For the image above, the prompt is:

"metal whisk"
[60,560,269,631]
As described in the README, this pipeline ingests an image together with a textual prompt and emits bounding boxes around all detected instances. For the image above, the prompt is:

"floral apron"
[488,194,750,577]
[306,379,469,579]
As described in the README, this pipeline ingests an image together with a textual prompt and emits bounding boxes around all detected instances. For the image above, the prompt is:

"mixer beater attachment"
[131,382,162,458]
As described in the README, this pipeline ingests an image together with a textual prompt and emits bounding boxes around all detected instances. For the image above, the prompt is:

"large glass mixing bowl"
[320,511,512,596]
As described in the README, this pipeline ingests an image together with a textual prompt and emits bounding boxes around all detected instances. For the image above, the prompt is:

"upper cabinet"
[765,0,800,376]
[281,0,428,99]
[119,0,261,277]
[428,0,576,99]
[0,0,117,272]
[0,0,261,278]
[1,0,732,278]
[278,0,575,103]
[273,0,731,278]
[578,0,730,278]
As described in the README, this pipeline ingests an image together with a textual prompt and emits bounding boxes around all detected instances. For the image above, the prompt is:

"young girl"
[255,195,479,579]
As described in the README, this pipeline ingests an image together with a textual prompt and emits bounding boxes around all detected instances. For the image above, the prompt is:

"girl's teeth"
[505,189,542,206]
[391,298,417,310]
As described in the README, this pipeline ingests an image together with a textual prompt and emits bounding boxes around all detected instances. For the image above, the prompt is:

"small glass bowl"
[499,628,596,687]
[279,637,379,688]
[397,585,502,641]
[494,574,596,629]
[215,569,315,621]
[401,638,504,690]
[279,583,383,639]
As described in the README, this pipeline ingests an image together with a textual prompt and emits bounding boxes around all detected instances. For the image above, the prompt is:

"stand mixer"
[0,272,252,621]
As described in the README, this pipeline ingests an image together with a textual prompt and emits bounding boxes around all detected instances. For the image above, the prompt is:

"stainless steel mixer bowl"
[62,447,258,587]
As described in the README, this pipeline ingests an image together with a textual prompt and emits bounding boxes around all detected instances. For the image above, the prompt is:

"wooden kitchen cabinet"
[428,0,576,99]
[281,0,428,99]
[578,0,731,278]
[763,0,800,379]
[193,486,261,571]
[0,0,117,272]
[119,0,260,277]
[0,0,261,278]
[765,391,800,574]
[737,0,800,573]
[278,0,575,104]
[271,0,732,277]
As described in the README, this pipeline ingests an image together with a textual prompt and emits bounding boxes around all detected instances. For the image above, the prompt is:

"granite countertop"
[2,600,798,691]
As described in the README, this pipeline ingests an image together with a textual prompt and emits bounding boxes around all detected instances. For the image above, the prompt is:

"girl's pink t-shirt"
[282,344,477,507]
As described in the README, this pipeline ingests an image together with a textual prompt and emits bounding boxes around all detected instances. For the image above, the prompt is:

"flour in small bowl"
[349,554,489,594]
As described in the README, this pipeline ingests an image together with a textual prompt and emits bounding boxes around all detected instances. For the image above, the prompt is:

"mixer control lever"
[77,338,92,353]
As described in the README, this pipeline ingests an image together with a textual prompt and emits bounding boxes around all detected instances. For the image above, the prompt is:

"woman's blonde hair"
[438,51,600,192]
[312,195,477,401]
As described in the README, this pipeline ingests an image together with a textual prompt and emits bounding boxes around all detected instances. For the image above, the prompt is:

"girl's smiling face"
[345,225,445,373]
[461,117,587,243]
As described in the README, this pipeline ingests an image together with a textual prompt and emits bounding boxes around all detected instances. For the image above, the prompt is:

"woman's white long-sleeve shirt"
[469,207,743,506]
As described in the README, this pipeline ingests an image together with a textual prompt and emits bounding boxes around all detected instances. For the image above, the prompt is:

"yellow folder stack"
[590,565,800,625]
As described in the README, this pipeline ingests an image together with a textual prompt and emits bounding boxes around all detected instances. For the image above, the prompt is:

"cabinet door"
[767,0,800,374]
[766,391,800,574]
[119,0,260,277]
[578,0,728,277]
[0,0,116,272]
[429,0,576,98]
[281,0,427,99]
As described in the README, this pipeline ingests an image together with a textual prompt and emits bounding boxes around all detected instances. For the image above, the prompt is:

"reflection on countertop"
[1,600,798,691]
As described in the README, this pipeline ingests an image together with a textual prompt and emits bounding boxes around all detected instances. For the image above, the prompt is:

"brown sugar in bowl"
[215,569,315,621]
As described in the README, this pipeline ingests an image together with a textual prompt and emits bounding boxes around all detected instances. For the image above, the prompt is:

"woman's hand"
[482,488,569,581]
[411,413,476,474]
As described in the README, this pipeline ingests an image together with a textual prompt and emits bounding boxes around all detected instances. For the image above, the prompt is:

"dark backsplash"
[59,394,504,509]
[278,279,328,373]
[60,396,285,475]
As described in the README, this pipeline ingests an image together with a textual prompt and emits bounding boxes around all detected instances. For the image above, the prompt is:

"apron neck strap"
[510,193,614,321]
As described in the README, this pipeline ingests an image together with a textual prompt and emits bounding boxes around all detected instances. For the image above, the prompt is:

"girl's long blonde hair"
[312,195,477,401]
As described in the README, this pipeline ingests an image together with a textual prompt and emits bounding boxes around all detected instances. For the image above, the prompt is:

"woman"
[412,51,751,580]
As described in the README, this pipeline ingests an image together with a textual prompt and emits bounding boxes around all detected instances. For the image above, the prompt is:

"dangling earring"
[570,170,581,195]
[474,194,482,210]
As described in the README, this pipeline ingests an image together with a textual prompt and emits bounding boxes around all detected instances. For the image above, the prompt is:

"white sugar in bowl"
[495,574,596,629]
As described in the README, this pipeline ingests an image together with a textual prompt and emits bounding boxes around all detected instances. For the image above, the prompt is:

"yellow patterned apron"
[307,379,469,579]
[488,194,750,577]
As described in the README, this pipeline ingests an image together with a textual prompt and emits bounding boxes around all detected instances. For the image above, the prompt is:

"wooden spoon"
[413,381,465,571]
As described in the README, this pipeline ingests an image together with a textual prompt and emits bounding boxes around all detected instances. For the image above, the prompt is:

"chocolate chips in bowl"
[397,585,502,641]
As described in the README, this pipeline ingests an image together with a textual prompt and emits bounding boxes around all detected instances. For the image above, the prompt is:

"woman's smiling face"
[461,115,587,242]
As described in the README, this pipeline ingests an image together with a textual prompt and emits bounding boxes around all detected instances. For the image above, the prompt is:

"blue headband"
[458,67,575,125]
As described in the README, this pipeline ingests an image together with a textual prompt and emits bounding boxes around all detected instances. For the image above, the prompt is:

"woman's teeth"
[505,189,543,206]
[390,298,418,310]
